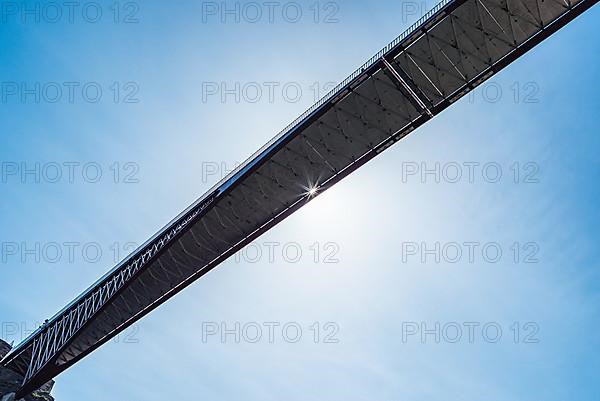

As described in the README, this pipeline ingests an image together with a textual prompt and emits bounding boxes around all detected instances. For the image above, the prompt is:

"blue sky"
[1,1,599,400]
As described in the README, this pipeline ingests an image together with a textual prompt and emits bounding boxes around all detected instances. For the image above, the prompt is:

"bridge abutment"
[0,340,54,401]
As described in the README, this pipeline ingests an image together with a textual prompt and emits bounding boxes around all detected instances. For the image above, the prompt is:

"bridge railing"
[1,0,457,376]
[215,0,455,192]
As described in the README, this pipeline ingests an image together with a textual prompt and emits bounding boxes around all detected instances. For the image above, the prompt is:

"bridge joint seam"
[380,57,434,117]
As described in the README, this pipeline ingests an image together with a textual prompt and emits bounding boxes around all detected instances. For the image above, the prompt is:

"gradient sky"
[1,1,599,400]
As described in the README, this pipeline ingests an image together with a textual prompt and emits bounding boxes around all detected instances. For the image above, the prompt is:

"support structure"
[0,340,53,401]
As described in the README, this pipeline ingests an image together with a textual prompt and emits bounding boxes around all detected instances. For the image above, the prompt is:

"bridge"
[2,0,597,397]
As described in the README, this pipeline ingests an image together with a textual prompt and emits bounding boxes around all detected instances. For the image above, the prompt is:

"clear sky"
[1,1,599,400]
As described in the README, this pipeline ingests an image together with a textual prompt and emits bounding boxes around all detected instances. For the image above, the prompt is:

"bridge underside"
[2,0,596,397]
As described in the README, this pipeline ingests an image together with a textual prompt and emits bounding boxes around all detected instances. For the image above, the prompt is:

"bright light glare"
[308,187,318,196]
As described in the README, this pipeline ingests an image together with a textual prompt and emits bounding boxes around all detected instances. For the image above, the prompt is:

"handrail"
[218,0,454,190]
[2,0,456,364]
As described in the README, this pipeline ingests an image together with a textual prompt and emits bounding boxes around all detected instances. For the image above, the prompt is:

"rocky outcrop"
[0,343,10,360]
[0,340,54,401]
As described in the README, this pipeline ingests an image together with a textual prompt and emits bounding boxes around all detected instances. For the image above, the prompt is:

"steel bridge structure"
[2,0,597,397]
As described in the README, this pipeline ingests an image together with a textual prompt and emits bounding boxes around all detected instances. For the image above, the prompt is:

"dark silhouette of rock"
[0,339,54,401]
